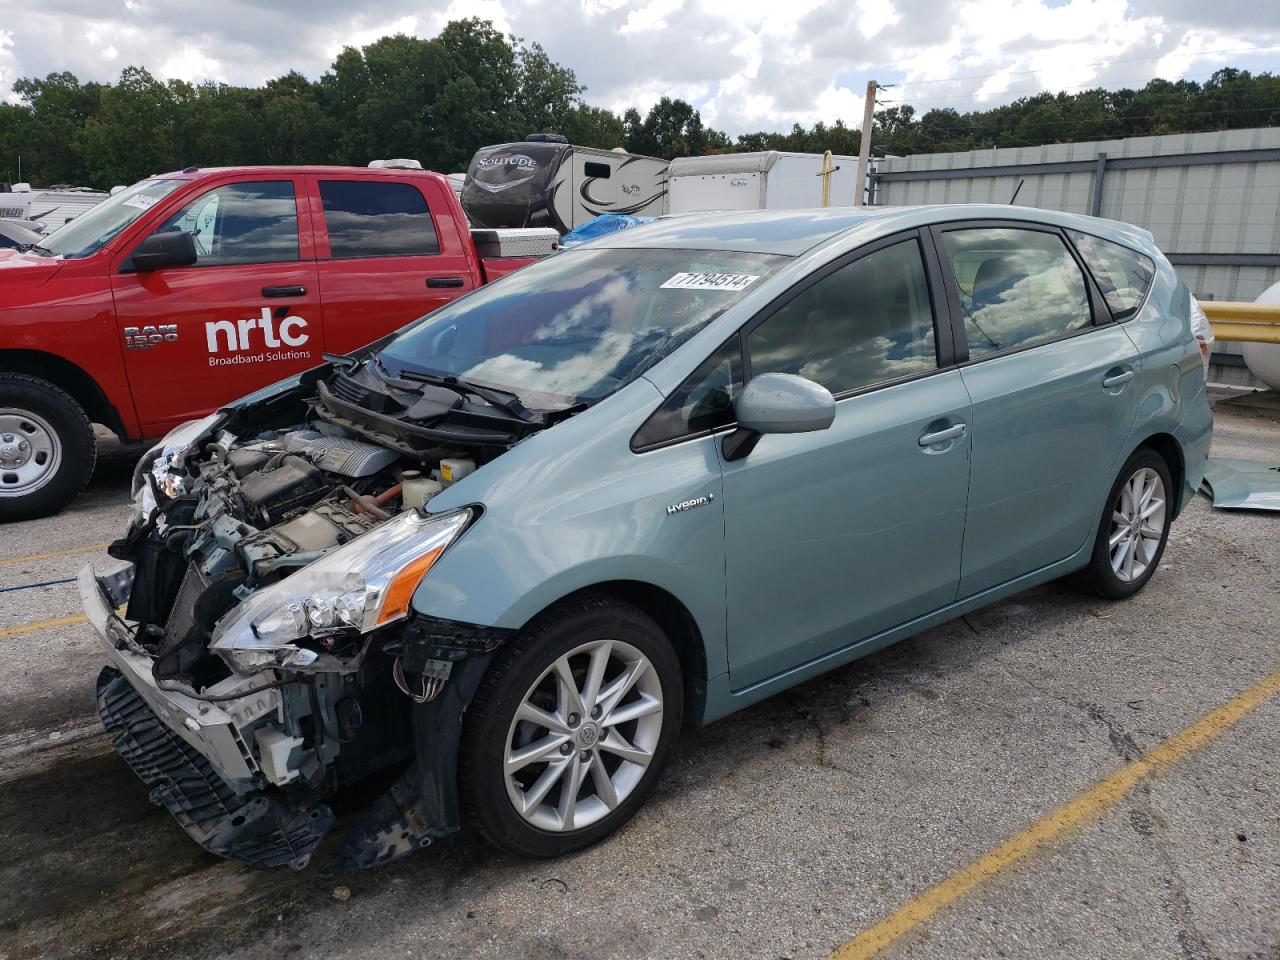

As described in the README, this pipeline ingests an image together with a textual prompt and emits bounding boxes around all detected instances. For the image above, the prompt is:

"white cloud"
[1,0,1276,136]
[157,44,225,84]
[619,0,682,34]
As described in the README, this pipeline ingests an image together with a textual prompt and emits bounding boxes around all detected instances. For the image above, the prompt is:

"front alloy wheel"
[460,596,682,858]
[504,638,664,833]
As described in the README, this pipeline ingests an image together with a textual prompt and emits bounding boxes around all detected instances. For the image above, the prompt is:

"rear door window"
[149,180,299,266]
[1068,230,1155,320]
[319,180,440,259]
[939,227,1091,359]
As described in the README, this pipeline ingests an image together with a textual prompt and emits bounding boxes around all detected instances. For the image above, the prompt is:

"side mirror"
[723,372,836,461]
[130,231,197,272]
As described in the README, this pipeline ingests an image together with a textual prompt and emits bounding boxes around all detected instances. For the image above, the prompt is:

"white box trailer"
[666,151,859,214]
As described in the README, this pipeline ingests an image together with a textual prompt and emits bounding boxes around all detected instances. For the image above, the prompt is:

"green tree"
[320,34,443,166]
[515,41,584,137]
[75,67,183,187]
[562,104,626,149]
[11,72,102,185]
[0,103,30,184]
[4,26,1278,188]
[257,73,335,164]
[625,97,726,159]
[430,19,525,167]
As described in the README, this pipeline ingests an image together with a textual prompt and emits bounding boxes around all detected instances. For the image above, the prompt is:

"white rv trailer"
[0,184,110,227]
[27,187,110,227]
[461,134,668,233]
[665,151,860,213]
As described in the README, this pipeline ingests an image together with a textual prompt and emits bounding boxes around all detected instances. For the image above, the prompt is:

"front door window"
[149,181,299,267]
[747,237,938,393]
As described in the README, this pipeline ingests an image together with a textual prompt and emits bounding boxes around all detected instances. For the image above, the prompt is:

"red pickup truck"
[0,164,555,520]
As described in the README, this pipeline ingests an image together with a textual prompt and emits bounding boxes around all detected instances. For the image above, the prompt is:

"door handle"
[262,285,306,298]
[1101,370,1135,389]
[427,277,465,288]
[918,423,967,447]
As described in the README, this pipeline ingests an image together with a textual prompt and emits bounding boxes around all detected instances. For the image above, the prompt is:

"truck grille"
[97,666,334,870]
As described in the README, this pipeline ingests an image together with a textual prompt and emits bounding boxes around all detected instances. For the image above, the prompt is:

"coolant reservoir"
[402,471,444,510]
[440,458,476,484]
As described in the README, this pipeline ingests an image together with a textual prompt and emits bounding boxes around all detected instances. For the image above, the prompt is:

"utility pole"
[815,150,839,207]
[853,80,876,207]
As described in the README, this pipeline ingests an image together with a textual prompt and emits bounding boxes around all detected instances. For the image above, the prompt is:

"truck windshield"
[377,247,787,404]
[36,179,186,259]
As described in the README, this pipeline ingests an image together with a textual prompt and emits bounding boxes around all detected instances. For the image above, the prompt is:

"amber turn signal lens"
[376,545,446,625]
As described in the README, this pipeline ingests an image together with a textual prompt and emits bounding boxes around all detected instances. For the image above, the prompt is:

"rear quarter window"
[1068,230,1155,320]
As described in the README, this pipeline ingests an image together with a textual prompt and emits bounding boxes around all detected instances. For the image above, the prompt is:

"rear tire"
[459,595,683,858]
[0,374,96,522]
[1080,447,1173,600]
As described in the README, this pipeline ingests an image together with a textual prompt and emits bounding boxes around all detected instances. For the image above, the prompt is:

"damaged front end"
[81,363,546,869]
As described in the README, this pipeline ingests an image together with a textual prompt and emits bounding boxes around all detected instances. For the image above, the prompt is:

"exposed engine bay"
[87,361,565,869]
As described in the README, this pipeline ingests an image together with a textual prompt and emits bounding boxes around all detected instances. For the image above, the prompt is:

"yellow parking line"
[0,612,91,640]
[0,543,109,567]
[829,669,1280,960]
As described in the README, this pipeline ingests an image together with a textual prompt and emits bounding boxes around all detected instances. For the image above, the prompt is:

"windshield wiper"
[395,369,538,423]
[20,243,54,257]
[323,351,362,372]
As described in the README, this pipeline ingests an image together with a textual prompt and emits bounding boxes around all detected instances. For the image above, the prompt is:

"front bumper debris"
[97,667,334,869]
[81,564,334,869]
[78,565,259,783]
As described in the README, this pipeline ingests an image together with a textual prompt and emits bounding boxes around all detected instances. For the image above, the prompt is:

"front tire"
[1081,448,1173,600]
[459,595,683,858]
[0,375,96,522]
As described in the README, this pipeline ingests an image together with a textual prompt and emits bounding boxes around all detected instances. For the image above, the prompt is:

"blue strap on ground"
[0,577,76,593]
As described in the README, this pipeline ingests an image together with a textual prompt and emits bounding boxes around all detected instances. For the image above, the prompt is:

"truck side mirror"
[130,231,197,272]
[723,372,836,461]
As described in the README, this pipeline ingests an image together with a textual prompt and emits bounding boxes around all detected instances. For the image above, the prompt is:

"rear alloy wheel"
[1081,448,1173,599]
[460,596,682,858]
[0,375,96,522]
[1108,466,1166,584]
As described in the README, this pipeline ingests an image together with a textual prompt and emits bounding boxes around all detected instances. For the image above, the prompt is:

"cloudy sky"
[1,0,1277,135]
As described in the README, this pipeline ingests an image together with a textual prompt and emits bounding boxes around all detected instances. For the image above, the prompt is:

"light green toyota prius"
[82,204,1212,868]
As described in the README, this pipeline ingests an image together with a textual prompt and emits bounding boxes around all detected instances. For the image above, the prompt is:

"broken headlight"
[131,412,221,519]
[209,509,471,674]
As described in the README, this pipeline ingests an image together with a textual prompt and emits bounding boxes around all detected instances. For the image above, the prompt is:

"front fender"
[410,380,730,680]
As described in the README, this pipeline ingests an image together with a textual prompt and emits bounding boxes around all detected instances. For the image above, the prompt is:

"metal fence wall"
[872,127,1280,384]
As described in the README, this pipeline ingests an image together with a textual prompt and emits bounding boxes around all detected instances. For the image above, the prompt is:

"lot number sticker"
[661,272,761,292]
[123,194,162,211]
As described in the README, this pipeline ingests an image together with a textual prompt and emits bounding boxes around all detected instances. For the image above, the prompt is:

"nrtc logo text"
[206,308,308,353]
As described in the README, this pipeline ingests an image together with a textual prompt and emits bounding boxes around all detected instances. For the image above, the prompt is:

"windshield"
[37,179,187,259]
[377,247,786,404]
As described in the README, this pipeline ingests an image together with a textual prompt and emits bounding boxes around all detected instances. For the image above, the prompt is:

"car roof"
[589,204,1157,257]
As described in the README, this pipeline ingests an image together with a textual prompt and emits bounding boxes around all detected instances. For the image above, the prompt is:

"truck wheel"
[0,375,96,522]
[459,595,683,858]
